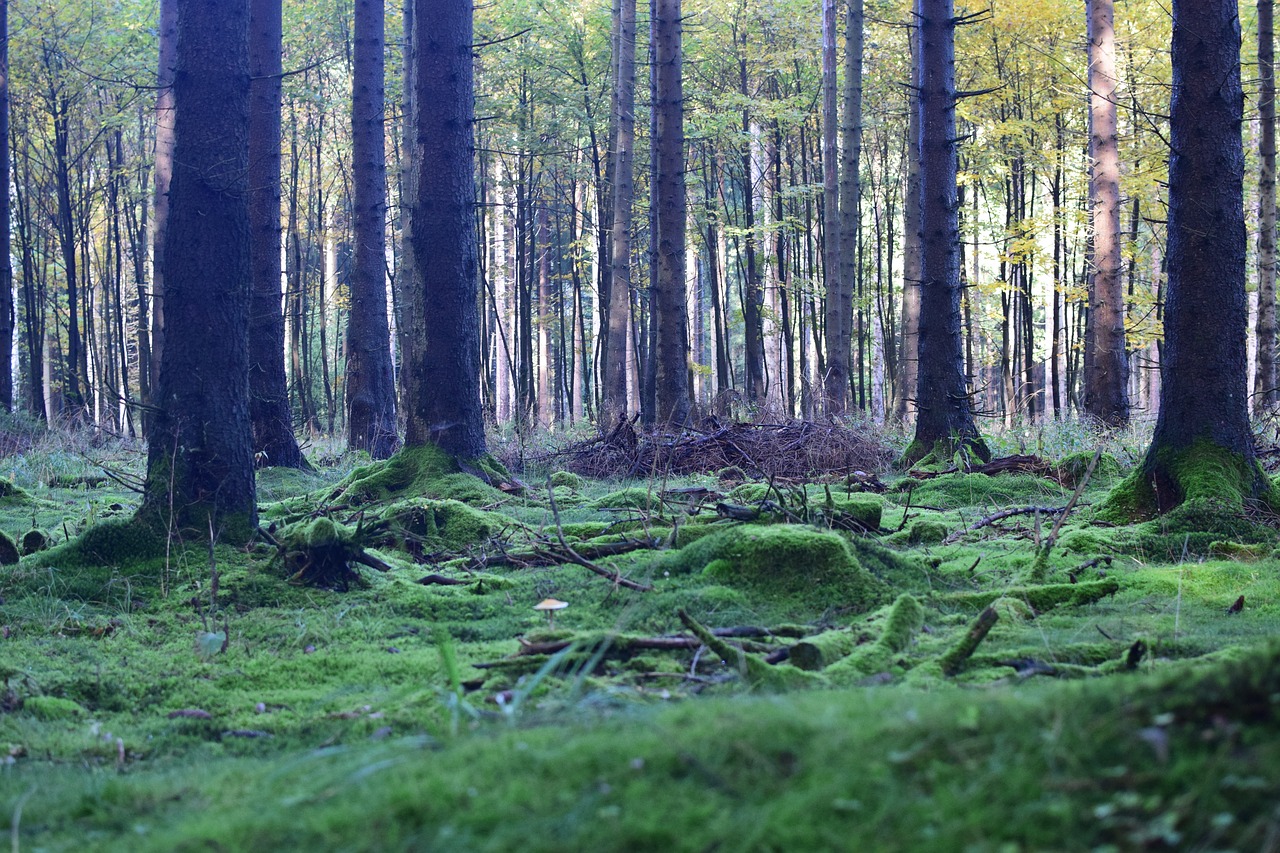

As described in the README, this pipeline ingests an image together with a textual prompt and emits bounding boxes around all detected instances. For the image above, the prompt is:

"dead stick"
[943,505,1067,545]
[1043,447,1102,551]
[547,475,653,592]
[939,606,999,676]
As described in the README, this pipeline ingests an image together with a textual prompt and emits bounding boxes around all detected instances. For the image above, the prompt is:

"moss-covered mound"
[26,518,163,569]
[376,499,497,553]
[662,525,885,615]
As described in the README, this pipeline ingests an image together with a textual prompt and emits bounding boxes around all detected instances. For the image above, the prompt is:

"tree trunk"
[402,0,486,459]
[601,0,637,422]
[651,0,691,426]
[820,0,845,415]
[347,0,400,458]
[1083,0,1129,426]
[1256,0,1277,413]
[840,0,864,419]
[140,0,256,540]
[1109,0,1268,518]
[894,32,921,425]
[0,0,10,413]
[150,0,177,406]
[904,0,989,466]
[247,0,307,469]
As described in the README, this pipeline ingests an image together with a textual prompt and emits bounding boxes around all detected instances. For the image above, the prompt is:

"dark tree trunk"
[0,0,10,412]
[1082,0,1129,426]
[247,0,307,470]
[651,0,690,426]
[904,0,989,466]
[402,0,485,459]
[140,0,256,540]
[346,0,400,459]
[1256,0,1277,413]
[602,0,635,424]
[1114,0,1267,516]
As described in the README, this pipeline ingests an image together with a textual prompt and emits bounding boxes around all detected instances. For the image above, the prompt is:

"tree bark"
[346,0,400,459]
[904,0,989,466]
[839,0,864,420]
[820,0,845,415]
[140,0,256,539]
[651,0,691,426]
[150,0,177,406]
[1083,0,1129,426]
[247,0,307,470]
[1119,0,1268,515]
[402,0,486,459]
[0,0,10,412]
[1256,0,1277,413]
[602,0,636,425]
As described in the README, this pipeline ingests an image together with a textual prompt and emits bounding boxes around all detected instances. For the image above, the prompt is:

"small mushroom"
[533,597,569,628]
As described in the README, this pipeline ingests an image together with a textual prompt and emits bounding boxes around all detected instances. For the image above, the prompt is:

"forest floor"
[0,417,1279,850]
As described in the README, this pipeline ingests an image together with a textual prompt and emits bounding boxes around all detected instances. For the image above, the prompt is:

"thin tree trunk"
[1257,0,1277,413]
[347,0,400,458]
[1083,0,1129,426]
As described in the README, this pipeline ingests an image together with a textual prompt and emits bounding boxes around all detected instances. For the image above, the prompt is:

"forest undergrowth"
[0,414,1279,850]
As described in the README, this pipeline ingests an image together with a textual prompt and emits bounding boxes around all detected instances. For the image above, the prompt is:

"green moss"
[329,444,507,507]
[377,499,497,552]
[937,578,1120,614]
[1097,439,1273,524]
[1054,450,1122,486]
[907,518,948,546]
[825,594,925,682]
[591,488,662,512]
[898,472,1069,511]
[27,518,163,569]
[24,695,88,721]
[549,471,584,490]
[1207,541,1274,562]
[663,525,884,615]
[0,479,32,503]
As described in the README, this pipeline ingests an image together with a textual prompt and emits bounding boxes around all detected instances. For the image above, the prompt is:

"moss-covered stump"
[273,516,392,590]
[1097,438,1276,525]
[662,525,886,615]
[327,444,513,507]
[0,530,19,565]
[20,529,49,556]
[0,479,32,503]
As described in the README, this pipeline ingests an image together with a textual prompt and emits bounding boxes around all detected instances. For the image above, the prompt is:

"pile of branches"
[553,417,895,480]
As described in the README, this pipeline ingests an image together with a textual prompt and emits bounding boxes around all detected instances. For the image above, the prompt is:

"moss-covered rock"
[662,525,885,614]
[24,695,88,721]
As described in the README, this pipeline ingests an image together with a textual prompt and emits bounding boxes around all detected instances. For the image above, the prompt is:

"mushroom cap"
[533,597,569,611]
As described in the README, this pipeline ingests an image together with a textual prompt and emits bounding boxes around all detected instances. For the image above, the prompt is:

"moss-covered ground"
[1,423,1279,850]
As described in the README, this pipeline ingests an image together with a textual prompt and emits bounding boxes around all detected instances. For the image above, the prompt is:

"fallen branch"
[547,480,653,592]
[939,606,998,676]
[943,505,1067,544]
